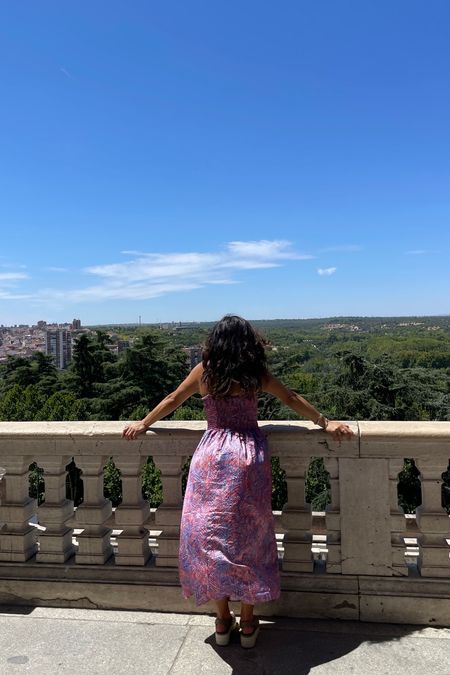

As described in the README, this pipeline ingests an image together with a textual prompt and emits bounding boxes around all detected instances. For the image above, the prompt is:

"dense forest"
[1,315,449,513]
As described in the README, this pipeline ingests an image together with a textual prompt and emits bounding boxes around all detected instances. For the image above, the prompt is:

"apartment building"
[45,329,72,369]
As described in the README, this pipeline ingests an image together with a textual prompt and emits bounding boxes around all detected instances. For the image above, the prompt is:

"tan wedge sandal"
[239,617,260,649]
[215,611,237,646]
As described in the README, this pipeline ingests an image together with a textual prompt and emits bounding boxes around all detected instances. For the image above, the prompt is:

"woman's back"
[202,393,259,432]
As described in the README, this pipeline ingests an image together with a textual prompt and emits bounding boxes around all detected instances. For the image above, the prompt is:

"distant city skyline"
[1,3,449,324]
[2,312,449,331]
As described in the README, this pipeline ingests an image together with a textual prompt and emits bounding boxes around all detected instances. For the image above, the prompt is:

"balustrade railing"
[0,420,449,623]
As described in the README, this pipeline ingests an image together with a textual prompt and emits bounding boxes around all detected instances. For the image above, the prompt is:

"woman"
[123,315,353,648]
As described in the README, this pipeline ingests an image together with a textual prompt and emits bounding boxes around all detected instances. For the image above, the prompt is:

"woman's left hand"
[325,421,354,443]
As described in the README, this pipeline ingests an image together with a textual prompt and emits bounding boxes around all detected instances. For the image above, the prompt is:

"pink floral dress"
[178,394,281,605]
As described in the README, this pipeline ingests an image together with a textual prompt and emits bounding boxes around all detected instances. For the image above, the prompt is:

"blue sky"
[0,1,449,325]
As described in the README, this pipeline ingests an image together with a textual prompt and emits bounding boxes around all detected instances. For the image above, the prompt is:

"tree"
[36,392,89,421]
[1,356,36,388]
[117,332,189,410]
[68,332,116,398]
[0,384,45,421]
[68,334,97,397]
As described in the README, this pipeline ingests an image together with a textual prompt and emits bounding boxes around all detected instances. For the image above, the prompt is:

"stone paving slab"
[171,624,450,675]
[0,606,449,675]
[0,614,187,674]
[0,606,191,625]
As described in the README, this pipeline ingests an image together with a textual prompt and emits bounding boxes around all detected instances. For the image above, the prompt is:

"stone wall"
[0,420,449,625]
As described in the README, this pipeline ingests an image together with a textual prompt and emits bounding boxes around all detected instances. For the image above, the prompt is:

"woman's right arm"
[261,372,354,441]
[122,363,203,440]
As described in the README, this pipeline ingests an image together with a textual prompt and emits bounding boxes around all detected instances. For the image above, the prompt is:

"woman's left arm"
[261,372,354,442]
[122,363,203,440]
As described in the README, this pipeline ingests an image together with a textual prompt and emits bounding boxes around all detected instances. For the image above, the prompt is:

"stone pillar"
[0,457,38,562]
[389,458,409,575]
[75,456,113,564]
[416,459,450,577]
[114,456,151,566]
[323,457,341,573]
[0,466,5,504]
[280,457,312,572]
[339,458,393,575]
[36,456,75,563]
[152,455,183,567]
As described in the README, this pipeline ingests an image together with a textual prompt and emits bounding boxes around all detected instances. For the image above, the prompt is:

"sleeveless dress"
[178,394,281,605]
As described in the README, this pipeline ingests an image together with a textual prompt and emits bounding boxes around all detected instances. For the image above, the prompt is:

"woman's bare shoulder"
[192,362,208,395]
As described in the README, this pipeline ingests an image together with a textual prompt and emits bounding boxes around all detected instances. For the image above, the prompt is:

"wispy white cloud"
[317,267,337,276]
[45,266,69,273]
[0,262,27,269]
[59,66,72,79]
[112,240,309,280]
[87,252,222,282]
[0,272,29,281]
[224,240,314,269]
[228,239,313,260]
[72,240,311,302]
[405,249,428,255]
[0,271,31,300]
[0,290,33,300]
[42,281,204,303]
[0,239,310,306]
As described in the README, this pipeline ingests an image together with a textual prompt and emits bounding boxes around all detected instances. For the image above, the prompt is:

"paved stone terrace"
[0,607,449,674]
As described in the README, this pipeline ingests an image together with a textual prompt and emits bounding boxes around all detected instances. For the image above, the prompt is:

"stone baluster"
[113,456,151,565]
[280,457,312,572]
[389,458,409,575]
[415,459,450,577]
[152,455,184,567]
[0,466,5,503]
[36,456,75,563]
[75,456,113,564]
[0,457,38,562]
[339,457,392,575]
[323,457,341,573]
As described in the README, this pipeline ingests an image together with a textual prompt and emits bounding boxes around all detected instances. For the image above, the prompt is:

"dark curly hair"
[201,315,268,398]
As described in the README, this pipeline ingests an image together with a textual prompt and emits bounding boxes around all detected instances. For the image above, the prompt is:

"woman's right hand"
[122,421,148,440]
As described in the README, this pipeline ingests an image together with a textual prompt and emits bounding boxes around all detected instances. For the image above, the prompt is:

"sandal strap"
[239,617,259,630]
[215,615,234,630]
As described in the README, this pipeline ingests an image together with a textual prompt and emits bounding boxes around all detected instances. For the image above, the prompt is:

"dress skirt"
[178,423,281,606]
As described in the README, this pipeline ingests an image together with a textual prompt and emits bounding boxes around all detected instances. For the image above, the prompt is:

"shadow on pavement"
[0,605,35,616]
[204,618,436,675]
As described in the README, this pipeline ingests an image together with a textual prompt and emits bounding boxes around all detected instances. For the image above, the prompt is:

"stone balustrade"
[0,420,449,625]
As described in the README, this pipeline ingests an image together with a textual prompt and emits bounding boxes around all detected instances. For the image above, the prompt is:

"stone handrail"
[0,420,449,624]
